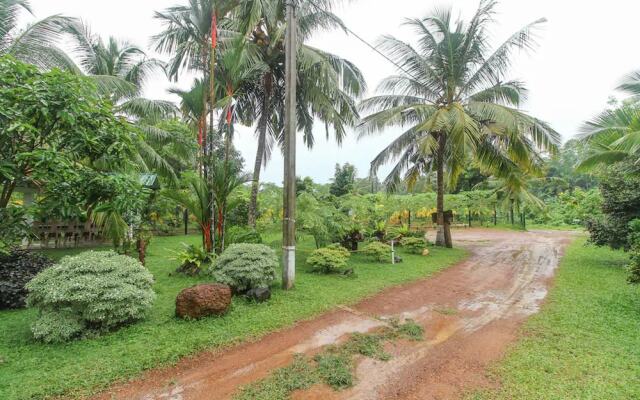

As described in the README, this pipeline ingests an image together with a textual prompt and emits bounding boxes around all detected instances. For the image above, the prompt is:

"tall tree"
[243,0,366,227]
[63,23,186,183]
[358,0,559,247]
[0,0,77,70]
[330,163,357,197]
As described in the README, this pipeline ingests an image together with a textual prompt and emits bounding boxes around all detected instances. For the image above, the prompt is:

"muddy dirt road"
[94,229,573,400]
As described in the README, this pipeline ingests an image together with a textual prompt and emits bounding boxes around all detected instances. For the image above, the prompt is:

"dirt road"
[94,229,573,400]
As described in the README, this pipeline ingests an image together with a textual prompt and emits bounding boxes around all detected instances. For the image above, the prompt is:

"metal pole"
[282,0,297,290]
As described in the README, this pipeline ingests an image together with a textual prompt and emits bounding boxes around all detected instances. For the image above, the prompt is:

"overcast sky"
[26,0,640,184]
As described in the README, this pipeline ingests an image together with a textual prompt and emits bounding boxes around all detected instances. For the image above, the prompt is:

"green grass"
[469,238,640,400]
[0,234,465,400]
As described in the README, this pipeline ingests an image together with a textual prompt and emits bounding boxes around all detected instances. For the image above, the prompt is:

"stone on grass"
[422,249,430,256]
[175,283,231,319]
[245,287,271,303]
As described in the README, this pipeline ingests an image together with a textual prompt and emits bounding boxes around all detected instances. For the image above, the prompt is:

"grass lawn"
[469,238,640,399]
[0,234,465,400]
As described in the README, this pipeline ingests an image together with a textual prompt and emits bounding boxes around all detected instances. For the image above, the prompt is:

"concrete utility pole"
[282,0,297,290]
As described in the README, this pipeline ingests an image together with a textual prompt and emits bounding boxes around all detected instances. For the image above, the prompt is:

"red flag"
[211,13,217,49]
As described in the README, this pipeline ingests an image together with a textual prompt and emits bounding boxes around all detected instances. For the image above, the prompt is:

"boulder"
[245,287,271,303]
[422,249,430,256]
[175,283,231,319]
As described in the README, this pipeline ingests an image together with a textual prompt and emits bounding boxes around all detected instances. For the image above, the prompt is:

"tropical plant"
[162,173,214,251]
[0,56,135,210]
[0,0,77,70]
[173,243,216,276]
[357,0,559,247]
[208,243,277,292]
[63,23,186,182]
[330,163,357,197]
[306,246,350,274]
[225,226,263,247]
[26,251,155,343]
[244,0,367,227]
[0,249,53,309]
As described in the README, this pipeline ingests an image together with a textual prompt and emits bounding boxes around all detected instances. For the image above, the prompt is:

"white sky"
[26,0,640,184]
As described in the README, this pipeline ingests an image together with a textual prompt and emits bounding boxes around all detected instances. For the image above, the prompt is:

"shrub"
[209,244,277,292]
[327,243,351,257]
[0,250,53,310]
[627,249,640,285]
[306,247,350,274]
[174,243,215,276]
[399,237,428,255]
[26,251,155,343]
[225,226,262,246]
[362,241,392,263]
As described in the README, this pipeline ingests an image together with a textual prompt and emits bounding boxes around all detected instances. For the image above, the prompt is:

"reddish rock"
[175,284,231,319]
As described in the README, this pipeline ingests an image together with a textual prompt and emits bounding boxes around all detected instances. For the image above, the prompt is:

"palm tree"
[357,0,559,247]
[243,0,367,227]
[163,174,214,251]
[578,73,640,170]
[0,0,77,70]
[64,23,185,182]
[482,172,544,226]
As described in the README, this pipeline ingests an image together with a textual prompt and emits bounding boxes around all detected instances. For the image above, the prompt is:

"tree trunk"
[510,200,514,225]
[435,133,448,247]
[248,74,273,229]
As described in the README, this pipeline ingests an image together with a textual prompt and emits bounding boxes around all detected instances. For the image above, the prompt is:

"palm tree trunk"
[248,74,273,228]
[510,200,514,225]
[435,133,447,247]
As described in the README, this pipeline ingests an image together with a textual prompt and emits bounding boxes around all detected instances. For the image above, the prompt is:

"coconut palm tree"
[243,0,367,227]
[578,72,640,170]
[63,23,187,183]
[357,0,559,247]
[0,0,77,70]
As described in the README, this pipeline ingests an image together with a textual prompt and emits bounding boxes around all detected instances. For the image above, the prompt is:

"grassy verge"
[469,238,640,399]
[0,234,465,400]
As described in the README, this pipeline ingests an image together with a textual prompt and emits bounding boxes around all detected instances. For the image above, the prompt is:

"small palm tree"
[0,0,77,70]
[163,173,214,251]
[358,0,559,247]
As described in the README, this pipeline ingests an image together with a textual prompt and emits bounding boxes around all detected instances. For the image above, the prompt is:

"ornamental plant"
[307,246,351,274]
[362,241,392,263]
[399,237,428,255]
[26,251,155,343]
[0,250,53,310]
[209,244,277,292]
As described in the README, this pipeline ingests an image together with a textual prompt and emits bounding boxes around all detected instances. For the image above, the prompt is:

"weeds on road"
[234,320,425,399]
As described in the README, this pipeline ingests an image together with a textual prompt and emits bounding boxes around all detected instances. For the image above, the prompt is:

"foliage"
[0,206,31,255]
[399,237,428,255]
[314,353,353,389]
[0,56,134,210]
[0,250,53,310]
[306,247,351,274]
[0,0,77,70]
[297,192,346,248]
[330,163,357,197]
[586,164,640,249]
[209,243,277,292]
[26,251,155,343]
[531,188,602,226]
[174,244,215,276]
[362,241,392,263]
[225,226,263,247]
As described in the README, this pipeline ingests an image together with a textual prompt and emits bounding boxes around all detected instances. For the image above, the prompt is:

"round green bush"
[26,251,155,343]
[0,250,53,310]
[399,237,428,254]
[306,247,350,274]
[209,244,277,292]
[362,241,392,263]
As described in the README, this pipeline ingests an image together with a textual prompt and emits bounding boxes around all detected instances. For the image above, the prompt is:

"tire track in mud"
[93,229,573,400]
